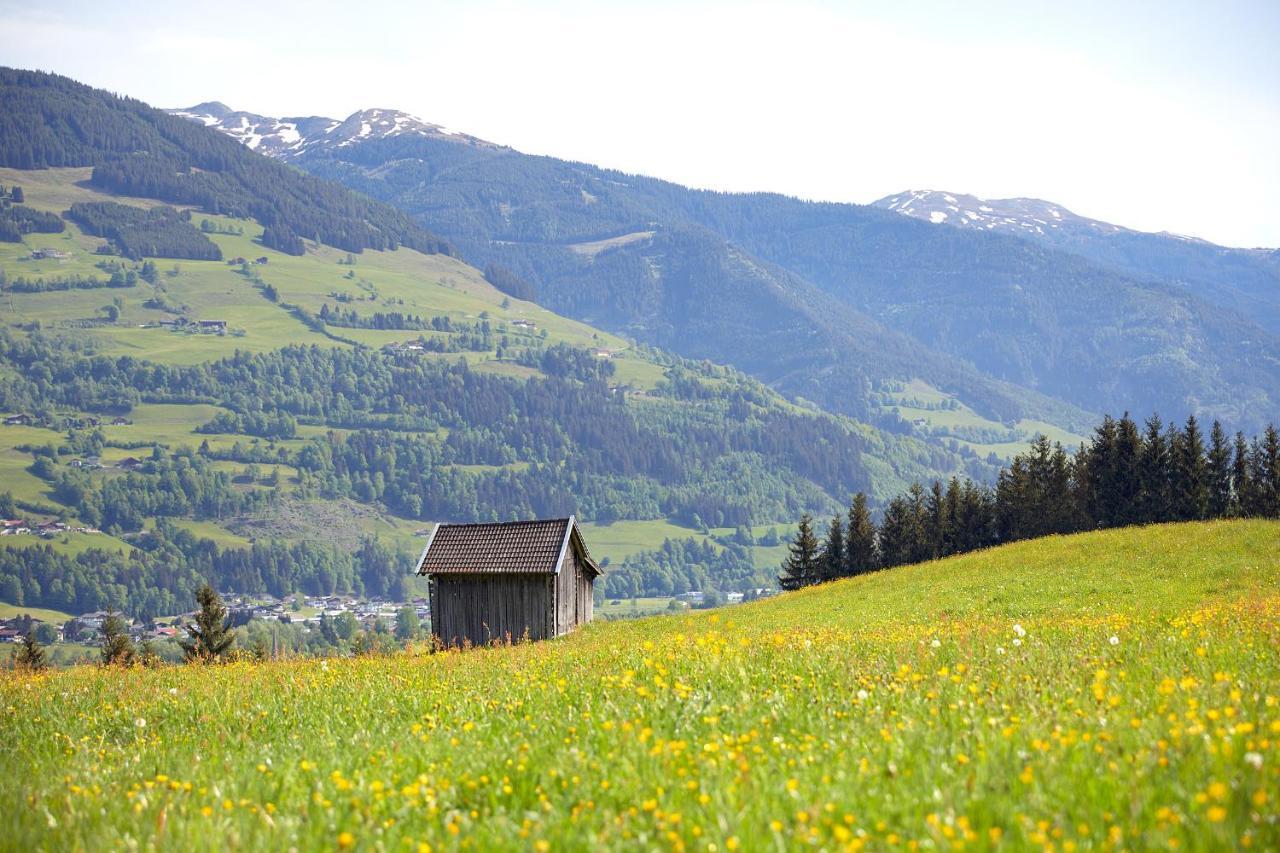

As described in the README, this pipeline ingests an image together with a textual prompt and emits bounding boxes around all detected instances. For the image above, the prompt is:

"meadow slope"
[3,520,1279,850]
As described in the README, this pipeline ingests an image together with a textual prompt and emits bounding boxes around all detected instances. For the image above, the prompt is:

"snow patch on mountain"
[873,189,1139,240]
[168,104,497,160]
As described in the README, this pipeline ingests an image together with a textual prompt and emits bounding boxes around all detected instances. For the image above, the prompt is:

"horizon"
[2,0,1278,248]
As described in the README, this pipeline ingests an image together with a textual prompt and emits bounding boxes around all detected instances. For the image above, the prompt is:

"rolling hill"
[179,100,1280,433]
[4,519,1277,848]
[0,69,993,615]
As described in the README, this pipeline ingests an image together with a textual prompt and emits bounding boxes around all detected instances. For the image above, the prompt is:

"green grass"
[4,520,1277,850]
[0,601,73,623]
[0,169,630,367]
[597,596,684,618]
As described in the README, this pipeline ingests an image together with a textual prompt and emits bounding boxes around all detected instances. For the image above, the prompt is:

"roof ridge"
[436,517,572,528]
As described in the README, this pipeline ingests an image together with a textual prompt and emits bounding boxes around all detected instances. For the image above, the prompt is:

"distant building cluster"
[1,519,100,538]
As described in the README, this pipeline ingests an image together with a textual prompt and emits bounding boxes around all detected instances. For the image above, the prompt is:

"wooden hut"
[416,517,601,647]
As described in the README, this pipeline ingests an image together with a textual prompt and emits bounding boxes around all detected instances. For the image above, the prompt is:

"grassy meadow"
[3,520,1278,850]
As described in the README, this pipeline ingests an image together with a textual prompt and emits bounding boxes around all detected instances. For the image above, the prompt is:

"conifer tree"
[844,493,878,576]
[926,480,947,559]
[880,484,931,568]
[99,613,135,667]
[16,629,47,671]
[821,516,844,582]
[1137,415,1171,523]
[179,582,235,663]
[1207,421,1234,518]
[1114,414,1143,525]
[779,514,821,590]
[1233,432,1257,516]
[1172,415,1209,520]
[1259,426,1280,517]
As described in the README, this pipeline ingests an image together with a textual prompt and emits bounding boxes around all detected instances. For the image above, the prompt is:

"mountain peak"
[168,103,497,159]
[872,189,1128,238]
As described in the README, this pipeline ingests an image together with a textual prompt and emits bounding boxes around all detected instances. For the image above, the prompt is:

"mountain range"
[173,102,1280,433]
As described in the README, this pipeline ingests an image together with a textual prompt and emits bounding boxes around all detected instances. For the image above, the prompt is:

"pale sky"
[4,0,1279,247]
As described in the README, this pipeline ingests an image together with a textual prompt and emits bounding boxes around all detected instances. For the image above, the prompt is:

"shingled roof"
[415,517,600,576]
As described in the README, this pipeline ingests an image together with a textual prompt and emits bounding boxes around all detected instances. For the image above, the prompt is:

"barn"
[416,516,602,647]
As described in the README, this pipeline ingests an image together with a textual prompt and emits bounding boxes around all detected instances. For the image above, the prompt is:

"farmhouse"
[416,517,601,647]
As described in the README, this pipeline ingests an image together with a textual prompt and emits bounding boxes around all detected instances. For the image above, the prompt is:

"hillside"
[181,100,1280,433]
[874,189,1280,336]
[0,154,982,615]
[4,520,1277,848]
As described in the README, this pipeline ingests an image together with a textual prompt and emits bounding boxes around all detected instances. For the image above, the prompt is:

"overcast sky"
[5,0,1278,246]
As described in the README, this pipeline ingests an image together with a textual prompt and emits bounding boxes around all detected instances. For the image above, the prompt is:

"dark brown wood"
[424,517,600,648]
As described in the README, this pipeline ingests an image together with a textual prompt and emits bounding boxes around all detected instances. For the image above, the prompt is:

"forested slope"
[280,119,1280,432]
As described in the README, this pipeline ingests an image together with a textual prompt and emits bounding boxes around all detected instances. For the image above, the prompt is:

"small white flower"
[930,639,941,648]
[321,661,330,671]
[1245,752,1264,769]
[856,689,869,701]
[168,687,178,696]
[1013,624,1026,638]
[996,646,1006,655]
[1109,636,1120,646]
[135,717,146,728]
[1012,638,1022,647]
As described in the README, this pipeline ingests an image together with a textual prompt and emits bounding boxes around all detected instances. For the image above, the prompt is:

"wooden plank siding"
[420,517,600,649]
[432,574,552,647]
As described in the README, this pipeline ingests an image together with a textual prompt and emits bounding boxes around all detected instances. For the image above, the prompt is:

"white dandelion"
[1109,636,1120,646]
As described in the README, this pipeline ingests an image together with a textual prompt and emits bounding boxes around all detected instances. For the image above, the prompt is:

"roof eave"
[413,523,441,576]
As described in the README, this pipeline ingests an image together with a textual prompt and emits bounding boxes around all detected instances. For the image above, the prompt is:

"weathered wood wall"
[431,574,551,647]
[555,552,576,635]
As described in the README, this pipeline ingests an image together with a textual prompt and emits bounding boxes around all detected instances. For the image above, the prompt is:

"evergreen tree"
[1258,426,1280,517]
[821,515,844,582]
[1206,421,1234,518]
[16,629,47,671]
[179,582,235,663]
[1171,415,1208,521]
[1113,414,1143,526]
[880,484,930,568]
[778,514,821,590]
[926,481,948,559]
[1083,416,1120,527]
[1137,415,1172,523]
[1234,432,1257,516]
[844,492,878,576]
[99,613,135,666]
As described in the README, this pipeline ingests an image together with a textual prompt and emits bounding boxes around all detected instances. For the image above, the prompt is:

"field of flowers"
[3,519,1279,850]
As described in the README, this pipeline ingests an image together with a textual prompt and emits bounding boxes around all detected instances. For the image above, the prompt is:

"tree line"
[65,202,223,261]
[781,413,1280,589]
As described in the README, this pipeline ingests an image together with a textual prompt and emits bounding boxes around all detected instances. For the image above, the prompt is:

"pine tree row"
[781,413,1280,589]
